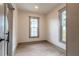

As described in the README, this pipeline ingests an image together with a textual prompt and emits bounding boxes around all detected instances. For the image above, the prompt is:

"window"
[59,7,66,43]
[29,16,39,38]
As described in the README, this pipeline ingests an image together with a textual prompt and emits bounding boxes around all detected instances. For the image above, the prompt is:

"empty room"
[0,3,66,56]
[14,3,66,56]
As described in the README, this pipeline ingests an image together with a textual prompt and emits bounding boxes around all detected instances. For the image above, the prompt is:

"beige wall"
[46,4,66,49]
[67,4,79,56]
[18,10,47,43]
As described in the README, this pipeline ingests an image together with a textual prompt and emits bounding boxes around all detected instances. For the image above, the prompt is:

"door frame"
[4,3,15,56]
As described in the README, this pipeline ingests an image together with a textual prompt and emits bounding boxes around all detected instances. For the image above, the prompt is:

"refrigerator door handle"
[0,37,5,42]
[5,32,9,42]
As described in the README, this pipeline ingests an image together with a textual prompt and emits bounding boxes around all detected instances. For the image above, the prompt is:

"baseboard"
[17,40,47,45]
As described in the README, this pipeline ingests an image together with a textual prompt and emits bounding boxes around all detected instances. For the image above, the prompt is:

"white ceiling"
[16,3,62,14]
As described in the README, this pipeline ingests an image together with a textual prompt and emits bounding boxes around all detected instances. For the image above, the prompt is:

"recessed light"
[35,5,39,9]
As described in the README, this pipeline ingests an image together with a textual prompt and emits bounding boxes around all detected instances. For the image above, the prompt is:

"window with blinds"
[29,16,39,38]
[59,7,66,43]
